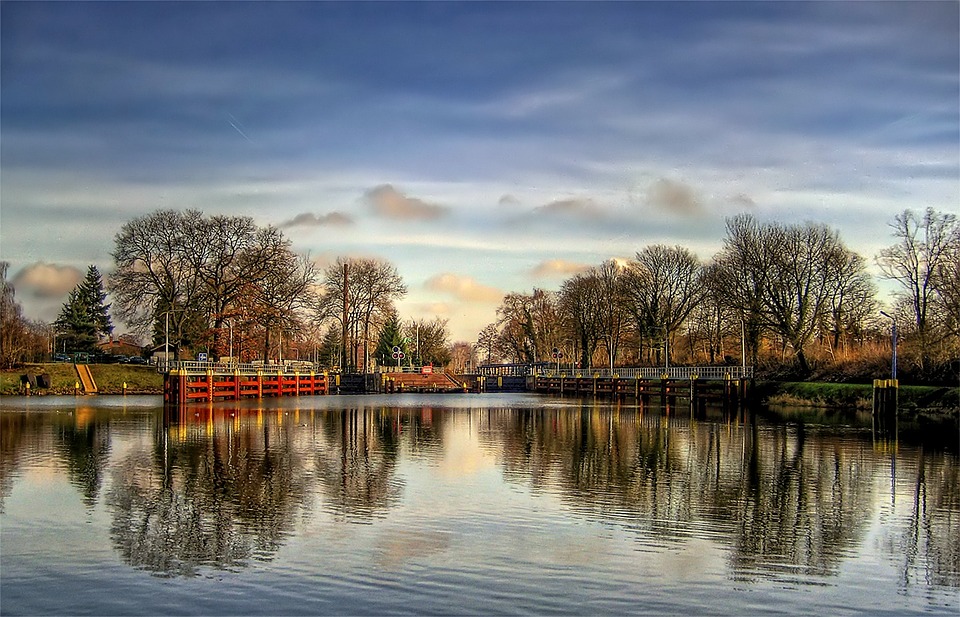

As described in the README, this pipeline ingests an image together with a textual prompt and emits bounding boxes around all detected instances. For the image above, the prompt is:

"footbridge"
[160,360,752,409]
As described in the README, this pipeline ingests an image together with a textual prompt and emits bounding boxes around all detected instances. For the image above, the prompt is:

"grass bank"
[0,363,163,395]
[754,380,959,444]
[754,380,958,412]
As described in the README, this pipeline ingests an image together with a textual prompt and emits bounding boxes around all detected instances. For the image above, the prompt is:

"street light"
[880,311,897,380]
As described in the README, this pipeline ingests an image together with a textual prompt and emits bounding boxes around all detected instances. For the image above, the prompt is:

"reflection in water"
[313,407,403,522]
[108,406,315,576]
[0,396,956,594]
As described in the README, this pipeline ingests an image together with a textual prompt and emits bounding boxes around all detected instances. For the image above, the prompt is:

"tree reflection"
[54,406,111,508]
[2,399,956,591]
[495,404,889,582]
[107,406,314,576]
[313,407,403,523]
[897,449,960,589]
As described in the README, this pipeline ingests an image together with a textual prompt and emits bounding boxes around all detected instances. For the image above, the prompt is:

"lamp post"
[880,311,897,380]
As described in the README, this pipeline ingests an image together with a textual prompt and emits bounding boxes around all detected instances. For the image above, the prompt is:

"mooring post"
[178,371,187,405]
[689,376,698,418]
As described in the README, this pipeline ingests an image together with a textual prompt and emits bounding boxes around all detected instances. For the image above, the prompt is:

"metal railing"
[161,360,448,376]
[162,360,324,375]
[527,365,753,380]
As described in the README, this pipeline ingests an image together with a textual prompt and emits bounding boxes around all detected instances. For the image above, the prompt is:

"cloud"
[728,193,757,209]
[424,273,504,303]
[279,211,354,229]
[532,197,605,220]
[498,194,521,207]
[529,259,591,278]
[646,178,704,216]
[365,184,449,221]
[12,262,83,299]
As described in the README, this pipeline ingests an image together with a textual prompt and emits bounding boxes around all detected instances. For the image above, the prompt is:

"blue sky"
[2,1,958,342]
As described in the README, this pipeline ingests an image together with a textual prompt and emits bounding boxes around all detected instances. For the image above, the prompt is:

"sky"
[2,1,958,343]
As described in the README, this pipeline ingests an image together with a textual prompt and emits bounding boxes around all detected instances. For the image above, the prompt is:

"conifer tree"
[55,265,113,353]
[374,313,406,367]
[78,265,113,339]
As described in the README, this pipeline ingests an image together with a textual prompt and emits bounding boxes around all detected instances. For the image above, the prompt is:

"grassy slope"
[0,363,163,395]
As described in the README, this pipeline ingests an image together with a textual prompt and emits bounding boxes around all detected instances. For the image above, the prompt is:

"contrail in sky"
[226,113,252,142]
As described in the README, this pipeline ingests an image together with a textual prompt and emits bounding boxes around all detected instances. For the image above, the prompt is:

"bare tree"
[931,229,960,339]
[822,248,876,358]
[559,271,604,370]
[109,209,207,358]
[623,245,704,367]
[762,221,847,374]
[475,323,500,365]
[877,208,958,368]
[448,341,475,373]
[594,260,630,371]
[713,214,772,369]
[687,262,737,364]
[195,216,288,356]
[495,289,561,365]
[244,248,318,362]
[314,257,405,372]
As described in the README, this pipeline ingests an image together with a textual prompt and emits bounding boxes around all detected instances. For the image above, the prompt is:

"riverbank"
[0,363,163,395]
[2,365,957,414]
[754,380,959,445]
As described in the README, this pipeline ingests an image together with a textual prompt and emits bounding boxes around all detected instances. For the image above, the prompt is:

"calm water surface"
[1,393,957,615]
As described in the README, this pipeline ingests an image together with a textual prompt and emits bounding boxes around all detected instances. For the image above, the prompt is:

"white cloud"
[11,262,82,299]
[365,184,450,221]
[423,273,504,303]
[529,259,592,279]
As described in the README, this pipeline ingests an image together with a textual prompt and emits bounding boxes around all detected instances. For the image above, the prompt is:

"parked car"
[126,356,148,365]
[53,353,71,362]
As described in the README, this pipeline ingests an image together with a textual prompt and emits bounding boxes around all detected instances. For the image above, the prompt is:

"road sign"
[197,352,208,362]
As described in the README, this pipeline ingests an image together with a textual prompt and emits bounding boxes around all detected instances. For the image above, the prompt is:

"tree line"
[479,208,957,383]
[1,207,957,382]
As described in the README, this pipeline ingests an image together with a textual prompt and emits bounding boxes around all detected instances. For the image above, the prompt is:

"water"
[1,393,957,615]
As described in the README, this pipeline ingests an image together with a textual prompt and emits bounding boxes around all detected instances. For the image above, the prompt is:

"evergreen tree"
[55,290,98,353]
[78,266,113,338]
[55,266,113,353]
[374,313,406,367]
[318,325,342,369]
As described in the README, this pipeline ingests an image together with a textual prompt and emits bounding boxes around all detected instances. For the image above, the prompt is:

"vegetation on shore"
[755,379,957,410]
[0,363,163,395]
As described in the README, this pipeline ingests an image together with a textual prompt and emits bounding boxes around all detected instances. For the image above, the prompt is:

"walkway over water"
[161,361,753,406]
[478,362,753,381]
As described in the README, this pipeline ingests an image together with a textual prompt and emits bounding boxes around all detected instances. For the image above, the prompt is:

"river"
[1,393,957,615]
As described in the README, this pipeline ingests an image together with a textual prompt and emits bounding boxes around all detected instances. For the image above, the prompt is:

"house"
[98,334,144,358]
